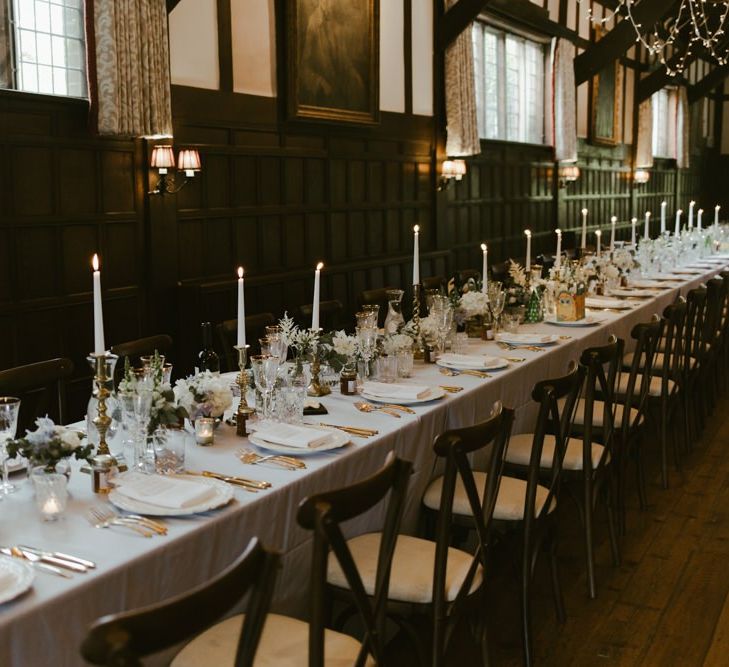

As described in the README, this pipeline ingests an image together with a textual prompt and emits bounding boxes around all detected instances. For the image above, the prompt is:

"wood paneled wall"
[0,92,147,417]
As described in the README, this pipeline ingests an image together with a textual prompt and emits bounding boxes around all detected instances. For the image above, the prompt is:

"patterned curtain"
[444,0,480,156]
[676,86,690,169]
[549,38,577,162]
[0,1,11,89]
[635,99,654,168]
[87,0,172,137]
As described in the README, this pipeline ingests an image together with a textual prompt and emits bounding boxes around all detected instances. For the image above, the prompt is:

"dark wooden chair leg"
[549,535,566,624]
[584,477,597,599]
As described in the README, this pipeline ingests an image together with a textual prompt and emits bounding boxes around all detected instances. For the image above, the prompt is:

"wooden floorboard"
[437,395,729,666]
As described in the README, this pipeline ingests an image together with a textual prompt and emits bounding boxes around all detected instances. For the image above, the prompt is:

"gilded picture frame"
[286,0,380,125]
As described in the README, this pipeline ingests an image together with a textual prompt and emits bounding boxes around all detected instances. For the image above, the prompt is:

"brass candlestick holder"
[307,329,331,397]
[91,353,115,459]
[234,344,256,436]
[412,283,424,359]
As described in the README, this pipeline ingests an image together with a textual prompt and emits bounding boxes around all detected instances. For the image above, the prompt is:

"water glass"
[502,312,521,333]
[31,469,68,521]
[376,355,398,383]
[153,427,189,474]
[194,418,215,446]
[397,351,414,378]
[0,397,21,495]
[452,332,469,354]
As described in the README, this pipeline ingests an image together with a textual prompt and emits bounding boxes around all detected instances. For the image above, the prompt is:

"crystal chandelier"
[581,0,729,76]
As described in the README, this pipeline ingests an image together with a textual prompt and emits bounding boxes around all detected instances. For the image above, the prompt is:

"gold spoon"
[353,402,401,418]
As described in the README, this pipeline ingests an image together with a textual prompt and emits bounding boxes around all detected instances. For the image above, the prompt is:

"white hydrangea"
[331,330,358,357]
[459,290,490,318]
[174,370,233,419]
[382,333,413,355]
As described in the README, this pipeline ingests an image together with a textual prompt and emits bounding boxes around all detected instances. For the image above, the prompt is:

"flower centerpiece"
[505,260,529,312]
[279,313,320,367]
[548,260,588,321]
[6,416,93,474]
[117,354,187,434]
[173,370,233,421]
[458,289,491,337]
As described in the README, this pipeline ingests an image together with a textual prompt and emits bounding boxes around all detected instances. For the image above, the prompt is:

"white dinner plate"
[109,474,234,517]
[494,334,559,347]
[609,289,656,298]
[544,316,604,327]
[249,427,350,455]
[436,355,509,371]
[361,386,447,405]
[629,280,669,289]
[0,557,34,605]
[643,273,681,281]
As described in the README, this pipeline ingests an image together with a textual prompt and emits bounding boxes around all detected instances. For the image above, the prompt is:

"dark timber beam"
[689,64,729,104]
[437,0,493,52]
[166,0,183,13]
[574,0,672,85]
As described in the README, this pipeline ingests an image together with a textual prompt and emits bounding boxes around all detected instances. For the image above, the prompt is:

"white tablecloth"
[0,263,725,666]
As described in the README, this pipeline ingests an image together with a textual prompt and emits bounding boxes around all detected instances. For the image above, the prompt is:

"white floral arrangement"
[382,333,414,355]
[547,260,588,294]
[174,370,233,419]
[612,247,637,274]
[459,290,490,319]
[584,254,620,281]
[6,416,93,471]
[279,312,318,358]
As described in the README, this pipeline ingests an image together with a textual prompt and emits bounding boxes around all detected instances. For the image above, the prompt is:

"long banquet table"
[0,261,727,666]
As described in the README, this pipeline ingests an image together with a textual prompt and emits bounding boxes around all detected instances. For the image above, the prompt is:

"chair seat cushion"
[504,433,606,471]
[558,398,640,428]
[172,612,372,667]
[423,473,555,522]
[326,532,482,605]
[623,352,696,372]
[616,373,676,398]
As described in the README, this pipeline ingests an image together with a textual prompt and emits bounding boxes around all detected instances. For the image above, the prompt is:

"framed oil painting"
[590,27,622,146]
[286,0,380,124]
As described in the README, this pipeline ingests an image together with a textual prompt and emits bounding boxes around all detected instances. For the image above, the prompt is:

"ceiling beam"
[574,0,674,85]
[637,49,694,104]
[689,64,729,104]
[436,0,493,52]
[166,0,183,13]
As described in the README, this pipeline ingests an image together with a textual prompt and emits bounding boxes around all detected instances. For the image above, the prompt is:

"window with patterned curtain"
[472,22,548,145]
[1,0,87,97]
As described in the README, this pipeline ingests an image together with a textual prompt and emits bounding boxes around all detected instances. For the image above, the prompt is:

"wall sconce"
[149,145,202,195]
[438,159,467,191]
[558,164,580,188]
[633,169,650,185]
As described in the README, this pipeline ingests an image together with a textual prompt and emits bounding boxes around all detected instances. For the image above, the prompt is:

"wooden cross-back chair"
[146,456,411,667]
[81,538,280,667]
[684,287,708,441]
[702,277,727,414]
[329,404,514,666]
[0,358,74,434]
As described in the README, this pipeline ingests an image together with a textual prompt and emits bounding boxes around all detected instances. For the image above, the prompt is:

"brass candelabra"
[307,329,331,397]
[234,344,255,436]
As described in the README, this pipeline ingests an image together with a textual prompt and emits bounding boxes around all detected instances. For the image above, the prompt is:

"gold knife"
[201,470,271,490]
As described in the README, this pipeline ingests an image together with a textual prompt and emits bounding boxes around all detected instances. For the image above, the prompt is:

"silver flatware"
[16,547,87,573]
[2,547,72,578]
[18,545,96,570]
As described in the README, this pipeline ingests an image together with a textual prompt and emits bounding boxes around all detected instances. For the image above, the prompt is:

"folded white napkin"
[438,353,490,369]
[495,333,553,345]
[115,473,217,509]
[609,289,653,297]
[586,297,632,309]
[363,382,430,400]
[254,423,333,449]
[630,280,665,289]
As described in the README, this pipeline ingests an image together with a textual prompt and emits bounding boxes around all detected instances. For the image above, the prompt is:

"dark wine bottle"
[198,322,220,372]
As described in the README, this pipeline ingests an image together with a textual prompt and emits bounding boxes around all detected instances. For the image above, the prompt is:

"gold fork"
[236,447,305,470]
[439,368,491,379]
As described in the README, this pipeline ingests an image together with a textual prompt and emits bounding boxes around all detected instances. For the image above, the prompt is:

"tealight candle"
[480,243,488,293]
[581,208,588,249]
[31,471,68,522]
[661,201,667,234]
[195,418,215,446]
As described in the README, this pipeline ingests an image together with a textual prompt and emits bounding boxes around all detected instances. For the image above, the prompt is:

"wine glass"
[488,288,506,331]
[0,397,20,495]
[132,390,153,472]
[430,295,453,356]
[356,326,378,380]
[251,355,279,421]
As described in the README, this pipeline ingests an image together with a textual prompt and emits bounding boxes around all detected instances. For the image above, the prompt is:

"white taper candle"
[675,209,682,236]
[312,262,323,330]
[661,201,667,234]
[581,208,588,249]
[236,267,246,347]
[412,225,420,285]
[91,254,105,355]
[555,229,562,269]
[524,230,532,272]
[688,201,695,230]
[644,211,651,240]
[697,209,703,231]
[610,216,616,251]
[481,243,488,293]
